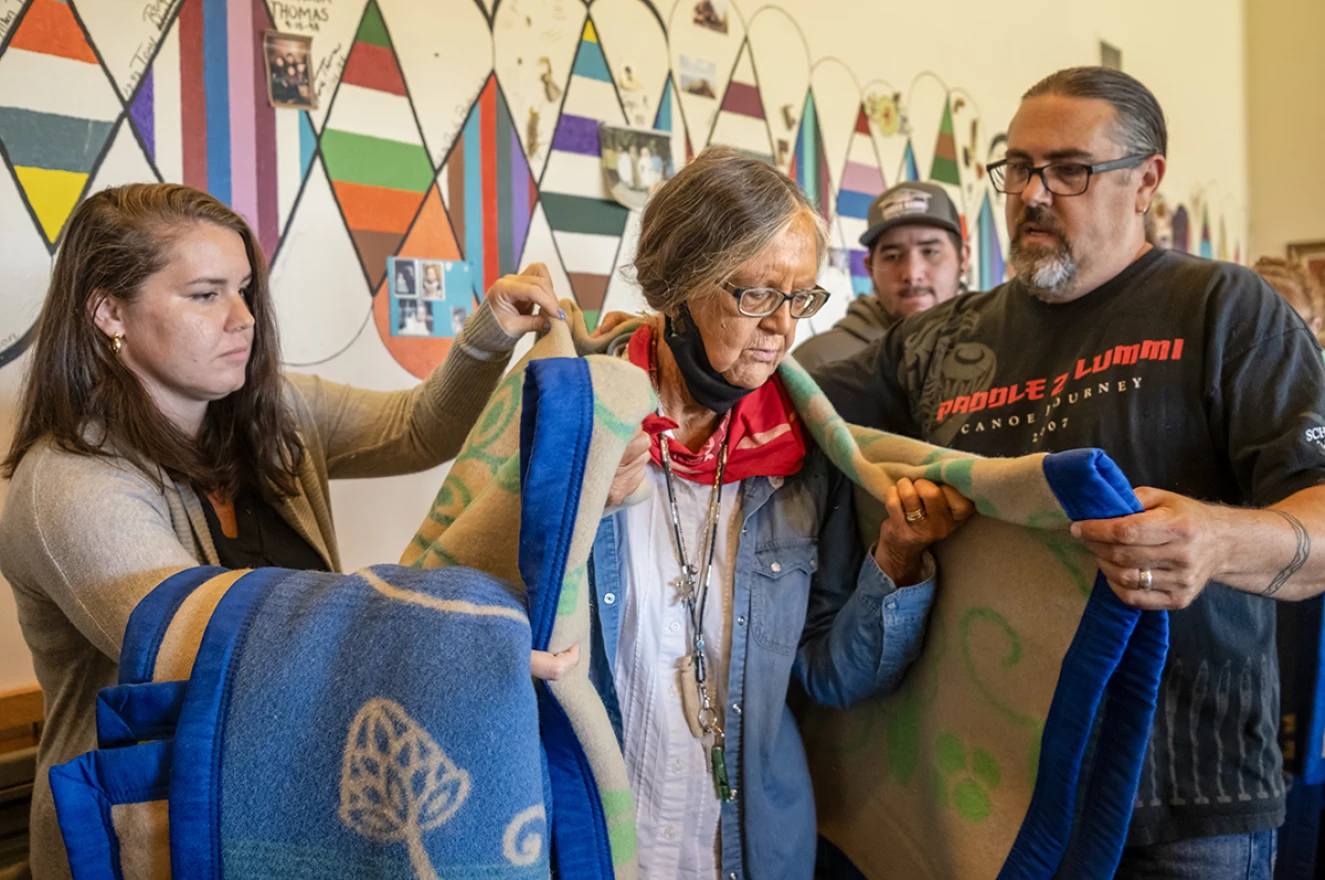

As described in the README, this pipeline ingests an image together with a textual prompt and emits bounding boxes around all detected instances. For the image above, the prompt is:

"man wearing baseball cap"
[794,181,970,370]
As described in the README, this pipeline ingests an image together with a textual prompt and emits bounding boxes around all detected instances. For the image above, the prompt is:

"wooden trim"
[0,685,43,729]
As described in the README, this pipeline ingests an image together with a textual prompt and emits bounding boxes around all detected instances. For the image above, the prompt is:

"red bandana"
[627,323,808,484]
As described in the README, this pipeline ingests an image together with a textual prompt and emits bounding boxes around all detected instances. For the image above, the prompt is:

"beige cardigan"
[0,302,519,880]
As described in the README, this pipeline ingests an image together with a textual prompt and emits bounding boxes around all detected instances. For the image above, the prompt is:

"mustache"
[899,286,937,298]
[1014,206,1069,243]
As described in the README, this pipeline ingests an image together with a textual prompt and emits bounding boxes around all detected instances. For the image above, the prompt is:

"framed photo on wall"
[1287,240,1325,289]
[263,31,317,110]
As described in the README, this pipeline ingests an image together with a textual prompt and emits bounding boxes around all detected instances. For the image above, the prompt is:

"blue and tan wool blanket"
[51,303,1166,880]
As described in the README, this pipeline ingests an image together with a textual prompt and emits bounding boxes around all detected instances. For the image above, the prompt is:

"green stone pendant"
[711,744,733,802]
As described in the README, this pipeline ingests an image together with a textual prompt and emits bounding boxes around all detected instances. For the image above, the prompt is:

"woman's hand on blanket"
[607,427,651,507]
[1071,487,1221,611]
[591,311,637,338]
[875,478,975,586]
[488,262,567,336]
[531,644,581,681]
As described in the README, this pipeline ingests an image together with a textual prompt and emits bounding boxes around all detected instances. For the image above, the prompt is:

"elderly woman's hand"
[606,427,650,507]
[875,477,975,586]
[487,262,566,337]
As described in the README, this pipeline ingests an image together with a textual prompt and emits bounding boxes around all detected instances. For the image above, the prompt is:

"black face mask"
[662,304,755,415]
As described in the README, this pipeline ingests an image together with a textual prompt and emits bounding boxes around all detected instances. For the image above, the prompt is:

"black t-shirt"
[200,487,329,573]
[814,247,1325,845]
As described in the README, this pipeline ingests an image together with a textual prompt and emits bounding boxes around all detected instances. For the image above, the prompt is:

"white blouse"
[615,460,743,880]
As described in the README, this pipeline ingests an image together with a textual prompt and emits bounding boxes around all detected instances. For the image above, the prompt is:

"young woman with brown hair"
[0,183,573,879]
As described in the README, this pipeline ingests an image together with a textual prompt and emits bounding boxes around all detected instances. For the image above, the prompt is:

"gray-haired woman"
[588,147,973,879]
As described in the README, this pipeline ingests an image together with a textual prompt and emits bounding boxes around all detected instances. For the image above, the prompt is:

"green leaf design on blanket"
[921,457,999,518]
[601,789,637,866]
[884,619,945,784]
[595,398,642,444]
[933,732,1000,822]
[454,372,523,470]
[961,608,1040,731]
[426,479,474,530]
[558,565,584,616]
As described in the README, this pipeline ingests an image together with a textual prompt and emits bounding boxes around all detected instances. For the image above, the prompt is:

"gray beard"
[1011,241,1078,302]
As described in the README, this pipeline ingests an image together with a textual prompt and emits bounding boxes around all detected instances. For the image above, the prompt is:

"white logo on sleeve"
[1306,426,1325,453]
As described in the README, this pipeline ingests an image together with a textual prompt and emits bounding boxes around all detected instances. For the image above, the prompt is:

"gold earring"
[111,335,124,355]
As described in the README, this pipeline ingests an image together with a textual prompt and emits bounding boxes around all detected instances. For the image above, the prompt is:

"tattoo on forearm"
[1263,510,1311,596]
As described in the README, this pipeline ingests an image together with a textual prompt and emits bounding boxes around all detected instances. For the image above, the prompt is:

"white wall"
[1245,0,1325,260]
[0,0,1249,691]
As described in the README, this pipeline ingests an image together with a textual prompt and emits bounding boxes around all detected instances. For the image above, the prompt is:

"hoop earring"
[111,335,124,355]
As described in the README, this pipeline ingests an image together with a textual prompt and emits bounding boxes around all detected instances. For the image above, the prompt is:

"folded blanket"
[49,348,651,880]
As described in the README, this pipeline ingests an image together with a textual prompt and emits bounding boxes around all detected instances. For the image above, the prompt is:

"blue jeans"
[1113,830,1278,880]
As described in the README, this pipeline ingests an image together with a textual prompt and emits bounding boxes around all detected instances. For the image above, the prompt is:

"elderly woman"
[590,147,973,880]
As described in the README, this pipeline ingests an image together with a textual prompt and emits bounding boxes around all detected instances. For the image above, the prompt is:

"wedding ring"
[905,508,927,524]
[1138,569,1154,591]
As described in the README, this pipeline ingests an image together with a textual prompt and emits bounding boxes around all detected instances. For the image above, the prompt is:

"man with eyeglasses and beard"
[812,66,1325,879]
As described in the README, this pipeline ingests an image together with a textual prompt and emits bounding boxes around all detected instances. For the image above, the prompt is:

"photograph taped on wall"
[388,257,477,339]
[1287,241,1325,290]
[600,123,674,210]
[264,31,316,110]
[679,54,717,99]
[693,0,730,34]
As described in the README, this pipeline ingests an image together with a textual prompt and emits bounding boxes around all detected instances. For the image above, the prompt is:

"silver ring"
[905,508,927,524]
[1138,569,1153,591]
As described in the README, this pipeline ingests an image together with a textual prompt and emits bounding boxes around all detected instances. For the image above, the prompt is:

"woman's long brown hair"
[2,183,303,496]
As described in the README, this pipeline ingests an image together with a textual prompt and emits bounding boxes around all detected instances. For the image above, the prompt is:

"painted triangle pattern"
[788,91,832,222]
[320,0,433,289]
[978,190,1004,290]
[1218,216,1228,262]
[708,39,772,163]
[441,75,539,300]
[0,0,120,246]
[930,96,960,185]
[127,0,318,260]
[654,76,692,173]
[836,104,887,296]
[539,19,629,329]
[900,139,920,182]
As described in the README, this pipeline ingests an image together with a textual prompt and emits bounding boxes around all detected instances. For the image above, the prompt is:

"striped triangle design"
[0,0,120,246]
[653,76,689,180]
[900,139,920,182]
[1218,216,1228,262]
[540,18,629,328]
[321,0,433,288]
[440,75,538,300]
[978,190,1005,290]
[837,104,887,296]
[708,39,772,163]
[788,91,832,222]
[125,0,319,260]
[929,97,961,185]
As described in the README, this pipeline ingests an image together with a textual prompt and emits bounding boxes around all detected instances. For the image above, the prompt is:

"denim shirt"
[587,448,936,880]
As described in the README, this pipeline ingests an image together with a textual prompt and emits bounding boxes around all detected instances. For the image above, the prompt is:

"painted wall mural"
[0,0,1245,378]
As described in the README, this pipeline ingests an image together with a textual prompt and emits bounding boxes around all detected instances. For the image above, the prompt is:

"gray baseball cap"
[858,181,963,248]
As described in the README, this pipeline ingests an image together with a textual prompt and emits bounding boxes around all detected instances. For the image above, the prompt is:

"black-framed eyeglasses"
[987,154,1151,197]
[721,282,830,319]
